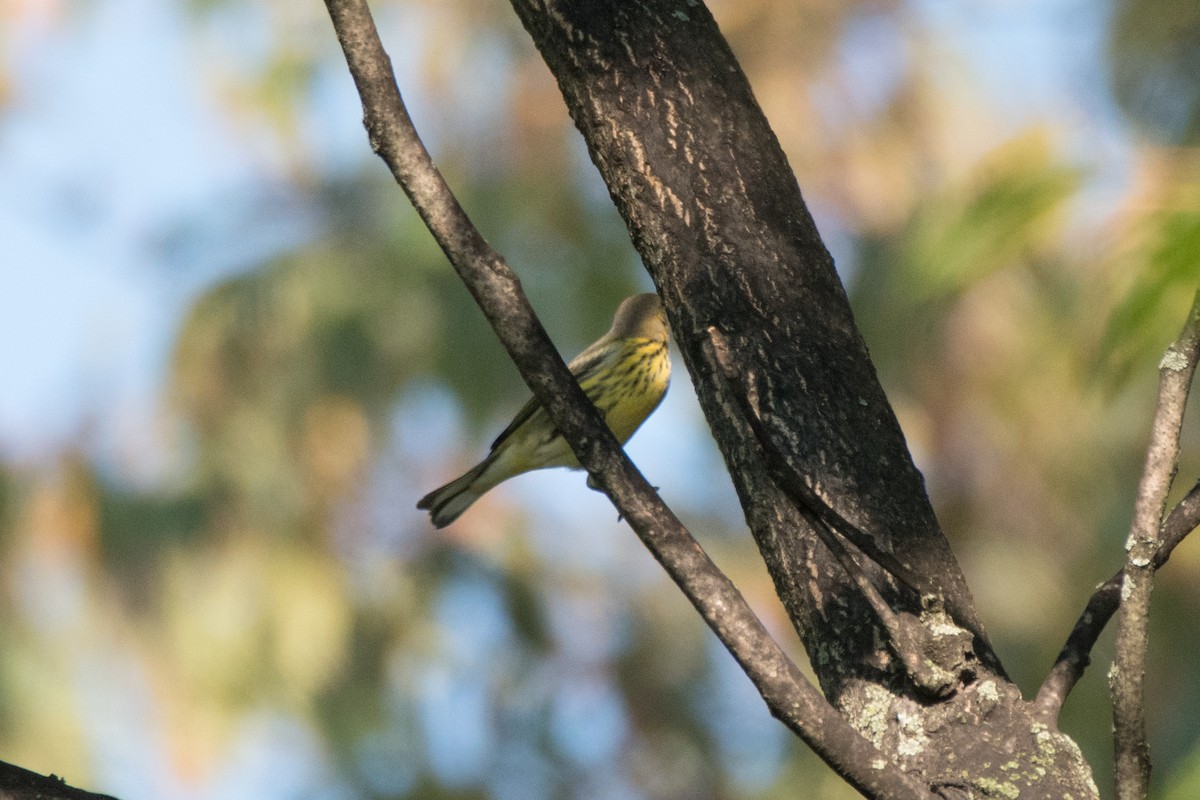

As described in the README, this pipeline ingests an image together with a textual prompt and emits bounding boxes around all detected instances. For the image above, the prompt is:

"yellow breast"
[589,338,671,443]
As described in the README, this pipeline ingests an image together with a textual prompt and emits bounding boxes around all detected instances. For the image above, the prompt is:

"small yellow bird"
[418,293,671,528]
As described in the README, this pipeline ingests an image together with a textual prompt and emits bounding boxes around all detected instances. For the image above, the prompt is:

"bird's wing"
[487,341,613,452]
[564,342,613,399]
[488,394,544,451]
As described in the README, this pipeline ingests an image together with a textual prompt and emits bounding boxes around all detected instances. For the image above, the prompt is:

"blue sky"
[1,0,262,465]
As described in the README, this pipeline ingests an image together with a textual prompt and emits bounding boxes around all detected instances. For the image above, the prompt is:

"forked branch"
[1035,480,1200,720]
[1111,292,1200,799]
[1036,294,1200,791]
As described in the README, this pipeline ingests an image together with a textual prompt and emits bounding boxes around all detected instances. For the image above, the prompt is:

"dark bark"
[508,0,989,667]
[325,0,1105,794]
[507,1,1098,796]
[324,1,934,797]
[0,761,118,800]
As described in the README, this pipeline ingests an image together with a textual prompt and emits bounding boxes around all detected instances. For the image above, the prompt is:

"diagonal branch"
[0,761,119,800]
[321,1,934,797]
[1035,480,1200,722]
[1111,291,1200,800]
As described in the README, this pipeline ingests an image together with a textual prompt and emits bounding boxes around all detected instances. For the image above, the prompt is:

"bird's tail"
[417,456,495,529]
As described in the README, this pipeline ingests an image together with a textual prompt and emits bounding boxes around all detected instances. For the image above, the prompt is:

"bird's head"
[609,292,669,343]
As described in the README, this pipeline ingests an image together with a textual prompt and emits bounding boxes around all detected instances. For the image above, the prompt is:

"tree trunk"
[508,1,1099,796]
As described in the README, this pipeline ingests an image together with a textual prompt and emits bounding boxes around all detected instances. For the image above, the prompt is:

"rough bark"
[508,1,1099,796]
[324,1,934,796]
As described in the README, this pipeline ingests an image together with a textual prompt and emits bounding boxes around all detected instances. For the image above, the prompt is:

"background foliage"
[2,0,1200,798]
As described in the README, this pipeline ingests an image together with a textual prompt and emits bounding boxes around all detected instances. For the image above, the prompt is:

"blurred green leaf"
[13,0,1200,796]
[1163,737,1200,800]
[98,486,210,593]
[1097,209,1200,387]
[900,132,1082,302]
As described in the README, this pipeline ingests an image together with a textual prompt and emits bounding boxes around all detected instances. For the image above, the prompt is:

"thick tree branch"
[507,0,998,679]
[1112,292,1200,800]
[1035,480,1200,722]
[322,1,933,797]
[500,1,1096,797]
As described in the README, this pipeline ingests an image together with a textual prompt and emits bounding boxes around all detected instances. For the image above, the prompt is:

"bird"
[417,293,671,528]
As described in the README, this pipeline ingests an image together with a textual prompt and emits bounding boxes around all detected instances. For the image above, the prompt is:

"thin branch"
[321,1,934,798]
[0,761,119,800]
[1112,291,1200,800]
[1035,480,1200,721]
